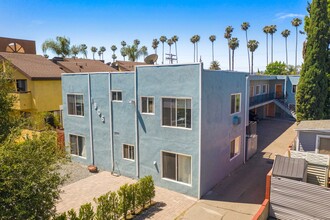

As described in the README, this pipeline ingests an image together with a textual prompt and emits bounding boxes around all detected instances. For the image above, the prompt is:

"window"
[230,136,241,159]
[162,152,191,184]
[123,144,134,160]
[316,135,330,155]
[262,84,268,94]
[112,91,122,101]
[67,94,84,116]
[16,79,27,92]
[255,85,261,95]
[141,97,154,114]
[292,85,297,93]
[230,93,241,114]
[162,98,191,128]
[70,135,86,157]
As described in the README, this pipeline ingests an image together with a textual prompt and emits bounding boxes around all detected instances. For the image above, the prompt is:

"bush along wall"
[54,175,155,220]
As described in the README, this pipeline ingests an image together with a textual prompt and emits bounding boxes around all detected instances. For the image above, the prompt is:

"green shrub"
[78,203,95,220]
[67,209,79,220]
[118,184,131,219]
[94,191,119,220]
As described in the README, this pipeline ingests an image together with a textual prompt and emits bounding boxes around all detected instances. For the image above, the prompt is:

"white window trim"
[160,150,192,186]
[140,96,155,115]
[255,85,261,95]
[230,93,241,115]
[67,93,85,118]
[229,136,241,161]
[111,90,123,102]
[68,133,87,159]
[315,135,330,154]
[122,143,135,161]
[262,84,269,94]
[160,96,193,130]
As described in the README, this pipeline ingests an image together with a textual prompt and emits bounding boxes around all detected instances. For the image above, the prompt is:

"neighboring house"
[111,60,147,71]
[62,63,248,198]
[249,75,298,120]
[295,120,330,154]
[54,58,117,73]
[0,52,64,113]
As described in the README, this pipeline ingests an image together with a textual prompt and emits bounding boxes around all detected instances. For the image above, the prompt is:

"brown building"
[54,58,117,73]
[111,60,148,71]
[0,37,36,54]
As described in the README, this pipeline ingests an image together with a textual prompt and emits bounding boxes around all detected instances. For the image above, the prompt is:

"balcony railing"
[11,91,32,110]
[249,92,277,107]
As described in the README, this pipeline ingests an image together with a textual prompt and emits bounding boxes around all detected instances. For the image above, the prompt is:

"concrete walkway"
[56,172,196,219]
[179,119,296,220]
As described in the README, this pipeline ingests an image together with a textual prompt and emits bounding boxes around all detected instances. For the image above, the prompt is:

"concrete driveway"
[178,119,296,220]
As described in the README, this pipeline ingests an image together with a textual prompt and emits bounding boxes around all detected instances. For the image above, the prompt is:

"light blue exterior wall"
[298,130,330,152]
[200,70,248,196]
[286,76,299,105]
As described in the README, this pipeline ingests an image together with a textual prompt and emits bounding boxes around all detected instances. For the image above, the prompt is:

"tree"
[241,22,250,73]
[159,36,167,64]
[171,35,179,63]
[120,47,127,61]
[124,44,143,62]
[209,60,221,70]
[42,36,71,57]
[281,29,291,65]
[190,36,196,62]
[264,61,288,75]
[296,0,329,120]
[100,46,106,60]
[224,26,233,70]
[140,46,148,59]
[291,18,303,69]
[110,45,117,60]
[121,41,127,47]
[263,26,270,65]
[98,50,102,60]
[247,40,259,74]
[0,131,66,219]
[194,35,201,62]
[209,35,216,62]
[112,54,117,63]
[91,46,98,60]
[71,45,80,58]
[133,39,140,47]
[268,25,277,63]
[80,44,88,58]
[167,39,173,63]
[152,38,159,54]
[229,37,239,71]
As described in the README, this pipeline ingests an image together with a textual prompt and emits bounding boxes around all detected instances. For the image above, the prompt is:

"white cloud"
[275,13,304,20]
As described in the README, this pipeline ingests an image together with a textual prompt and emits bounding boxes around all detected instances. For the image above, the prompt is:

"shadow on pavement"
[134,202,167,220]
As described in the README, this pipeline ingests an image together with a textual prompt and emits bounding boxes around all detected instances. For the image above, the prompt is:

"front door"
[275,84,283,99]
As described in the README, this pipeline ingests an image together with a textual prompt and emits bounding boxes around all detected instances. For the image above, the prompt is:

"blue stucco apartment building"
[62,63,250,198]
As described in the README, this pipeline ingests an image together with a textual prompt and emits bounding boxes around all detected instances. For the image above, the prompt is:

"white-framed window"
[141,97,154,114]
[230,93,241,114]
[69,134,86,158]
[292,85,297,93]
[123,144,135,160]
[230,136,241,160]
[162,151,192,185]
[162,98,191,128]
[255,85,261,95]
[262,84,268,94]
[112,91,122,101]
[316,135,330,154]
[67,94,84,116]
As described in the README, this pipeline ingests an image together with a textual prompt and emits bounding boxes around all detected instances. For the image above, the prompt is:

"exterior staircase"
[273,99,297,119]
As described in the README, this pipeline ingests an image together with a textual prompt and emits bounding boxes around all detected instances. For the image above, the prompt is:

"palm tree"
[100,46,106,60]
[42,36,71,57]
[124,44,143,62]
[98,50,102,60]
[263,26,270,66]
[133,39,140,47]
[194,35,201,62]
[281,29,291,65]
[229,37,239,71]
[247,40,259,74]
[80,44,88,58]
[121,41,127,47]
[140,46,148,59]
[159,36,167,64]
[268,25,277,63]
[291,17,302,69]
[210,61,221,70]
[190,36,196,62]
[152,38,159,54]
[167,39,174,63]
[224,26,233,70]
[120,47,127,61]
[112,54,117,62]
[241,22,250,72]
[171,35,179,63]
[71,45,80,58]
[91,46,98,60]
[209,35,216,62]
[111,45,117,55]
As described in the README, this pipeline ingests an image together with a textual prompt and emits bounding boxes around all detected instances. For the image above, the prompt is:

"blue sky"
[1,0,307,71]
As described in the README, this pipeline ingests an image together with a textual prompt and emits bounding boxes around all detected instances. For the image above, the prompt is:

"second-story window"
[112,91,122,101]
[141,97,154,114]
[255,85,261,95]
[162,98,191,128]
[262,84,268,94]
[67,94,84,116]
[16,79,27,92]
[231,93,241,114]
[292,85,297,93]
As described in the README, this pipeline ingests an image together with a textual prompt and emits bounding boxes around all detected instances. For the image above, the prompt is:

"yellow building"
[0,52,64,113]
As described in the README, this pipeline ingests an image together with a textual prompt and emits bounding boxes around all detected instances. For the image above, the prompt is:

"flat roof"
[295,120,330,131]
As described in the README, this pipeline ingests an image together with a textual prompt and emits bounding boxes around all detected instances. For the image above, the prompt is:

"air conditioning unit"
[233,115,241,125]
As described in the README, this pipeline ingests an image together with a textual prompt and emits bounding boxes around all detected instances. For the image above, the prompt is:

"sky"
[1,0,307,72]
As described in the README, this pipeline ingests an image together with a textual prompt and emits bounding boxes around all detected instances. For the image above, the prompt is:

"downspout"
[284,76,287,100]
[198,63,202,199]
[108,73,114,172]
[134,68,140,178]
[243,75,249,164]
[88,73,95,165]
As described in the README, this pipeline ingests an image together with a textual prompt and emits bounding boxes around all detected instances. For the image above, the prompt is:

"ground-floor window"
[317,136,330,154]
[69,134,86,157]
[162,151,191,184]
[123,144,135,160]
[230,136,241,160]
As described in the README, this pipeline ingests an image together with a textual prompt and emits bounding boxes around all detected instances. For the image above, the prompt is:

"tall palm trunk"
[196,42,199,62]
[251,51,254,74]
[193,43,196,62]
[212,42,214,62]
[169,45,172,64]
[93,53,95,60]
[245,31,250,73]
[295,27,298,68]
[271,34,274,63]
[232,49,235,71]
[266,34,268,66]
[285,37,288,65]
[228,40,231,71]
[175,42,178,63]
[162,43,165,64]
